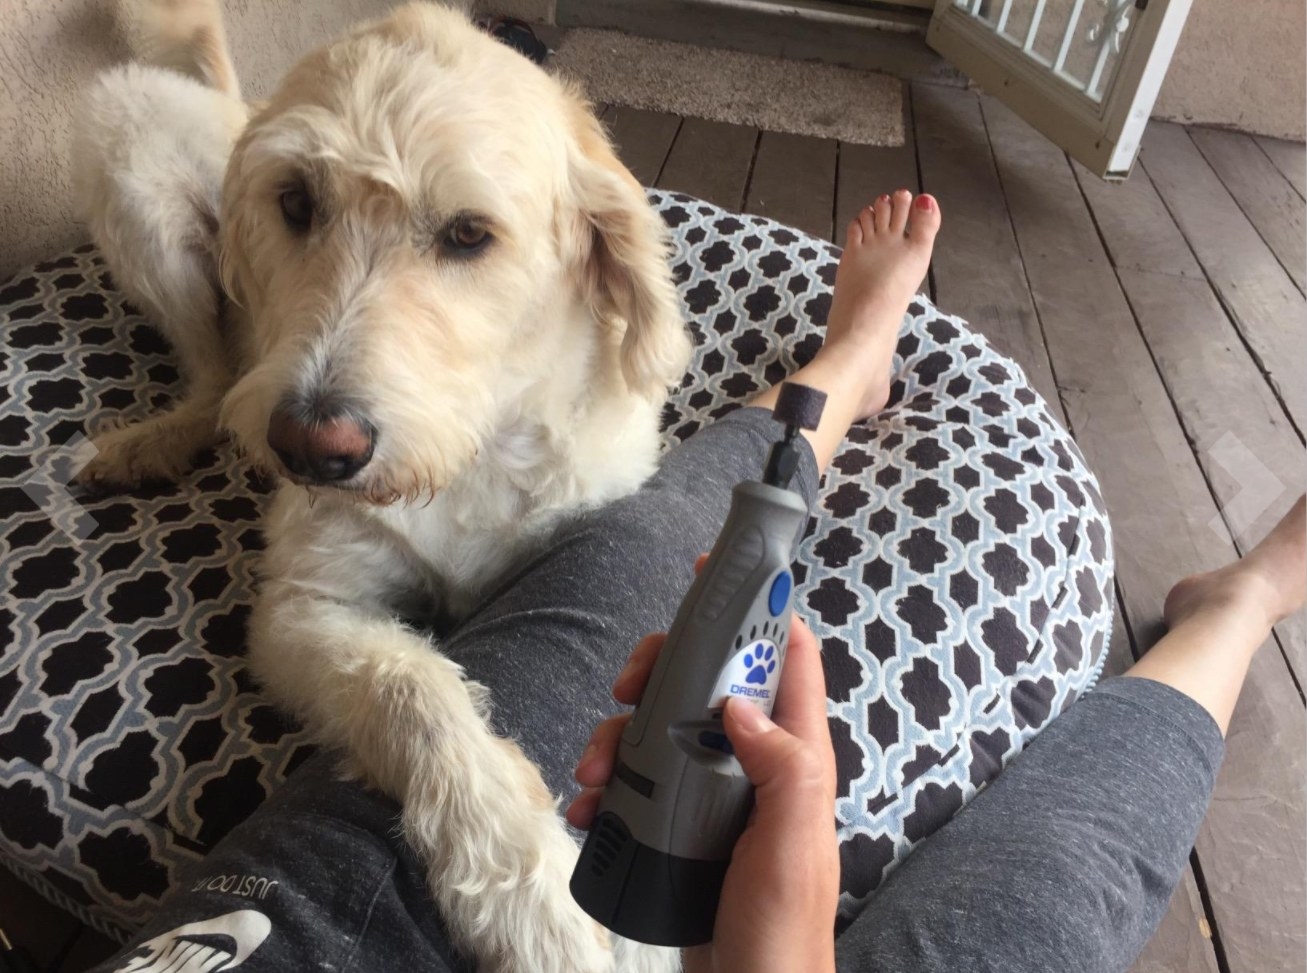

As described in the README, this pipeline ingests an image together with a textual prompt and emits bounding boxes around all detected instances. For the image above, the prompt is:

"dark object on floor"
[479,16,549,65]
[0,928,40,973]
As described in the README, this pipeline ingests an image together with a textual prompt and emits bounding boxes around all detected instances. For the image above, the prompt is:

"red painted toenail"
[915,195,933,211]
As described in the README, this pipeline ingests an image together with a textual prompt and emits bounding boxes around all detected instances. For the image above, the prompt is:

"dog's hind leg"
[118,0,241,97]
[78,243,234,487]
[72,64,246,488]
[248,493,634,973]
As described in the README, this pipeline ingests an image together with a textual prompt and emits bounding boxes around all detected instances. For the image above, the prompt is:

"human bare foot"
[748,190,942,474]
[1165,495,1307,632]
[821,189,942,418]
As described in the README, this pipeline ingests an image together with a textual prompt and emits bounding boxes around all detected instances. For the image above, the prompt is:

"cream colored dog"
[75,3,690,970]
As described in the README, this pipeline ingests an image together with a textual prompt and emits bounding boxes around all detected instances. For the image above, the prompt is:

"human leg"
[751,189,940,471]
[1134,494,1306,733]
[835,497,1307,972]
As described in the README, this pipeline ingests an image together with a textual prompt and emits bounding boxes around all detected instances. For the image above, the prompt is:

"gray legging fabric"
[90,408,1223,973]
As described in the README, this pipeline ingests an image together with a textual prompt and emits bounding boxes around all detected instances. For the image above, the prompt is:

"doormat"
[551,29,904,146]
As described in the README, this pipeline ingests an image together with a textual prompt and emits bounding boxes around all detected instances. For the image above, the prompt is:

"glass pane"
[998,1,1041,48]
[954,0,1139,103]
[1028,0,1085,71]
[956,0,1002,29]
[1061,0,1137,100]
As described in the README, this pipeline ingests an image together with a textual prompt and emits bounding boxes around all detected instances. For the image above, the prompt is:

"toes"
[846,212,865,248]
[872,193,893,233]
[906,193,942,246]
[859,201,878,240]
[889,188,913,234]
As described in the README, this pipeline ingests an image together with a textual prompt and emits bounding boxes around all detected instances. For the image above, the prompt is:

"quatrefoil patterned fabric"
[0,190,1113,940]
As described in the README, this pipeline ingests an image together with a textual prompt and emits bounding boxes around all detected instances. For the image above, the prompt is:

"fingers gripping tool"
[570,383,828,947]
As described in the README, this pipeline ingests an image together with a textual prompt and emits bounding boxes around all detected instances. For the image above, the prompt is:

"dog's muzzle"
[267,405,376,484]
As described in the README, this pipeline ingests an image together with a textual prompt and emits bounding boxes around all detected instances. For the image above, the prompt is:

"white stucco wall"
[1154,0,1306,140]
[0,0,401,282]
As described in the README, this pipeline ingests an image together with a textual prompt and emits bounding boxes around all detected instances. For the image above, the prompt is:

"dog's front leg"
[249,575,624,973]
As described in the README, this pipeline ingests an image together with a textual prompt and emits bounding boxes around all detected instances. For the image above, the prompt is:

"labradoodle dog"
[74,3,691,970]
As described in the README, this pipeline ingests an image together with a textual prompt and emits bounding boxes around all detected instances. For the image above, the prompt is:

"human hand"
[568,580,839,973]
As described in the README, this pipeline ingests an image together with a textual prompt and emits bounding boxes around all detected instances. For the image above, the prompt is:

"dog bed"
[0,190,1114,940]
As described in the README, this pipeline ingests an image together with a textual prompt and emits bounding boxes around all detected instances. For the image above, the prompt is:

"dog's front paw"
[493,875,613,973]
[409,765,615,973]
[76,413,216,488]
[462,815,680,973]
[460,824,614,973]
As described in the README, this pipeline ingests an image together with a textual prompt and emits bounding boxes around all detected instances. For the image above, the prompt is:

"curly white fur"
[76,2,688,970]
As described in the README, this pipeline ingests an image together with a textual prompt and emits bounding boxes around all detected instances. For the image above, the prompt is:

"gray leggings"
[91,408,1223,973]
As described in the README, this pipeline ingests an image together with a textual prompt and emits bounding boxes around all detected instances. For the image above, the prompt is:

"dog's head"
[218,4,689,503]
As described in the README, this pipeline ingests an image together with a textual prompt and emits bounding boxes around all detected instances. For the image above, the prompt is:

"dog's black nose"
[267,407,375,483]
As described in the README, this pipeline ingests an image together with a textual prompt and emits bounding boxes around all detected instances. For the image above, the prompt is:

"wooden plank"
[1114,269,1307,684]
[657,117,757,211]
[1072,166,1203,281]
[602,107,681,187]
[1101,584,1137,679]
[910,83,1062,413]
[983,95,1307,973]
[1139,124,1307,433]
[743,131,837,241]
[1255,136,1307,200]
[1189,128,1306,294]
[834,95,919,245]
[1075,161,1306,683]
[0,866,82,969]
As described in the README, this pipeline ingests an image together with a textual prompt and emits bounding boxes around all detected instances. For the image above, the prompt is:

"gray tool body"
[571,384,825,947]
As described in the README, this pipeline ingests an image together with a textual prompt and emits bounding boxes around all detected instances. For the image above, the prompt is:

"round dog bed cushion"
[0,190,1114,939]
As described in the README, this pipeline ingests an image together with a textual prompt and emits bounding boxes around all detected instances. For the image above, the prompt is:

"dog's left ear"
[560,99,691,400]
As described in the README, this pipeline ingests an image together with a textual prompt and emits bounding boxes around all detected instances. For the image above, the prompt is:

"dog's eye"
[280,186,313,232]
[445,218,491,254]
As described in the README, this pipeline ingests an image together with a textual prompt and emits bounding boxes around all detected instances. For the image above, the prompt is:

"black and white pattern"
[0,192,1113,940]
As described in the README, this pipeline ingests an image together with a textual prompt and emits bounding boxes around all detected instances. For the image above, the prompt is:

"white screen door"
[927,0,1193,180]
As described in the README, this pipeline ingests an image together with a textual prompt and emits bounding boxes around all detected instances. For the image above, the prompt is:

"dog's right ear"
[558,97,692,402]
[217,120,273,311]
[217,155,252,309]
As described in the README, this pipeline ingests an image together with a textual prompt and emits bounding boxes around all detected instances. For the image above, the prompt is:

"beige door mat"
[551,29,904,147]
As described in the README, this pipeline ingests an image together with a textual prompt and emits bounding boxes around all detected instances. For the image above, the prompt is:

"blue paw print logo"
[743,643,776,685]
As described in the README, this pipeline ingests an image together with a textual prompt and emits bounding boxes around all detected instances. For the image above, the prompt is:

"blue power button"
[768,571,792,617]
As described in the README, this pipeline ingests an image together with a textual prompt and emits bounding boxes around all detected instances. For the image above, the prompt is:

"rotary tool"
[570,382,827,947]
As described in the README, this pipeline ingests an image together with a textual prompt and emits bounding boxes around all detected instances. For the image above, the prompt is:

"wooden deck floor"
[7,81,1304,973]
[600,84,1307,972]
